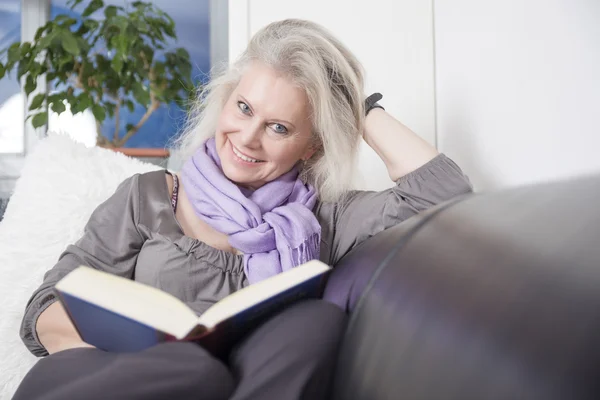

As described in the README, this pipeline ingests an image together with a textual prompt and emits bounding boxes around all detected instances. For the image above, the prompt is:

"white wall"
[228,0,436,191]
[435,0,600,191]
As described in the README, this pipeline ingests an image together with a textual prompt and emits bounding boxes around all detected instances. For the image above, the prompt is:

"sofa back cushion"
[333,173,600,400]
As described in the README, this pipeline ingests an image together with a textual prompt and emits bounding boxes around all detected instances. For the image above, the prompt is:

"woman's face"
[215,62,316,190]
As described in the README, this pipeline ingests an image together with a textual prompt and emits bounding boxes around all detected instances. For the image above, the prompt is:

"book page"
[198,260,330,328]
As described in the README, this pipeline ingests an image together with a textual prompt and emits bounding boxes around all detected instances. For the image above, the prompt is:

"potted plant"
[0,0,194,152]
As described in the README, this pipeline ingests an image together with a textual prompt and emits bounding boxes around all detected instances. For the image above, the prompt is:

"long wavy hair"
[173,19,365,202]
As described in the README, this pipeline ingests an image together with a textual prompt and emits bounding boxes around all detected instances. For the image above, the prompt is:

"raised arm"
[317,108,473,265]
[21,174,146,356]
[363,107,439,181]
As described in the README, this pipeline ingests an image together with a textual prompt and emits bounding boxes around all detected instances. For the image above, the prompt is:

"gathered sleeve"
[19,174,146,357]
[317,153,473,266]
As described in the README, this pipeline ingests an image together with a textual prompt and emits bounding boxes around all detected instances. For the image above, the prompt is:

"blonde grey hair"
[174,19,365,202]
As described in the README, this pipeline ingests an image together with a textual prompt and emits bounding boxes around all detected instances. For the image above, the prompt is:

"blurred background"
[1,0,599,199]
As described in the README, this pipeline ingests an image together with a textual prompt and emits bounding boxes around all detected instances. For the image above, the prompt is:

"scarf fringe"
[289,232,321,267]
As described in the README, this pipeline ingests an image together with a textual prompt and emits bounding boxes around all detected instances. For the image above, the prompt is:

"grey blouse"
[20,154,473,356]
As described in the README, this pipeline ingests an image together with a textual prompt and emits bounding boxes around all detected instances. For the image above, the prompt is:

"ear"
[301,143,319,161]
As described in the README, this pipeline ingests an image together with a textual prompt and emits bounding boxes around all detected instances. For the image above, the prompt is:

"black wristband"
[365,92,384,116]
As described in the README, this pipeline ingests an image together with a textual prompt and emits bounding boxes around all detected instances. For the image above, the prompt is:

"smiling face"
[214,62,316,190]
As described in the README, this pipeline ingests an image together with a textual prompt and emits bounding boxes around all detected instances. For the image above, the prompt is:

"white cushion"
[0,134,160,398]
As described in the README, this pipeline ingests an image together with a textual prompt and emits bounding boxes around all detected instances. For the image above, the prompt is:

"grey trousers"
[13,300,346,400]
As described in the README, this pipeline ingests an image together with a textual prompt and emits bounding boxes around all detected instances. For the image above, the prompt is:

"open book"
[54,261,331,357]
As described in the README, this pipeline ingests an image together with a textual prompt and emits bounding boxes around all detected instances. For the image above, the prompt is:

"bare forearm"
[36,301,94,354]
[363,108,439,182]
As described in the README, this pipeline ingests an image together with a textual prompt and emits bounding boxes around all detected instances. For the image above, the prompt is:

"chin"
[222,166,251,184]
[219,159,264,188]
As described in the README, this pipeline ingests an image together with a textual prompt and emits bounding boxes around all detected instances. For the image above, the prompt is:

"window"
[0,0,23,154]
[49,0,211,149]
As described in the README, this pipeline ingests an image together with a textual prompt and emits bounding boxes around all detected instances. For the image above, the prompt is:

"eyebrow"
[238,94,297,130]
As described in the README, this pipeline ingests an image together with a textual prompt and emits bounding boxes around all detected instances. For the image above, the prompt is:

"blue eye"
[237,101,251,114]
[271,123,288,134]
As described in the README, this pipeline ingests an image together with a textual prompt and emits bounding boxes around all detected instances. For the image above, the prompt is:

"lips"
[230,142,264,163]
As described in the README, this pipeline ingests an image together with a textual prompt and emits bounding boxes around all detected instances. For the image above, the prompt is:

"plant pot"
[111,148,170,167]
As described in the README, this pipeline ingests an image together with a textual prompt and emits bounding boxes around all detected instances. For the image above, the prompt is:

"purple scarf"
[181,138,321,284]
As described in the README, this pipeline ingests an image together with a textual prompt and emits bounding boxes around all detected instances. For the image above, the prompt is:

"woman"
[15,19,472,399]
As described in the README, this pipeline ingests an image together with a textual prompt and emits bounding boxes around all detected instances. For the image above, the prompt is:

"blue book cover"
[56,291,169,353]
[54,261,331,357]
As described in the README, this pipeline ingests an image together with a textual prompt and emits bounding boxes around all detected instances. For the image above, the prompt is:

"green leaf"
[67,0,85,10]
[53,15,68,23]
[82,0,104,17]
[140,46,154,65]
[24,75,37,96]
[7,42,21,64]
[34,25,47,41]
[113,16,129,34]
[60,31,80,56]
[29,93,46,110]
[132,18,149,33]
[0,62,5,80]
[51,99,67,114]
[72,93,92,114]
[176,48,190,62]
[36,35,51,50]
[91,103,106,122]
[17,61,28,80]
[111,57,123,73]
[163,23,176,39]
[125,123,135,132]
[80,19,100,35]
[80,60,94,80]
[36,30,56,49]
[35,61,48,76]
[95,54,110,70]
[87,19,101,30]
[20,42,31,57]
[178,63,192,81]
[164,13,175,27]
[58,51,74,69]
[132,82,150,106]
[54,15,77,28]
[47,93,62,105]
[125,99,135,112]
[66,88,77,104]
[31,112,48,128]
[104,102,116,117]
[70,99,83,114]
[76,36,90,54]
[153,61,165,77]
[117,34,128,54]
[29,61,44,76]
[104,5,118,19]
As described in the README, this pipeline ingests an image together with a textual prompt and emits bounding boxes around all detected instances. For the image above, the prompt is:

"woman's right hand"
[36,301,96,355]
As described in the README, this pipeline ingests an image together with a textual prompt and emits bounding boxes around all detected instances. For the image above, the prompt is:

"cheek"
[265,141,308,167]
[216,108,239,134]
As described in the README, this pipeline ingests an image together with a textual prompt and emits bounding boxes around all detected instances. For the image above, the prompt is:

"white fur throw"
[0,135,160,398]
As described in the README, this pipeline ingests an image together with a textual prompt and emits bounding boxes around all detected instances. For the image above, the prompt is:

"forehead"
[235,63,310,123]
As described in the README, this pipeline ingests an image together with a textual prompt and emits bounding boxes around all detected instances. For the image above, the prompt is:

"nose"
[236,119,263,149]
